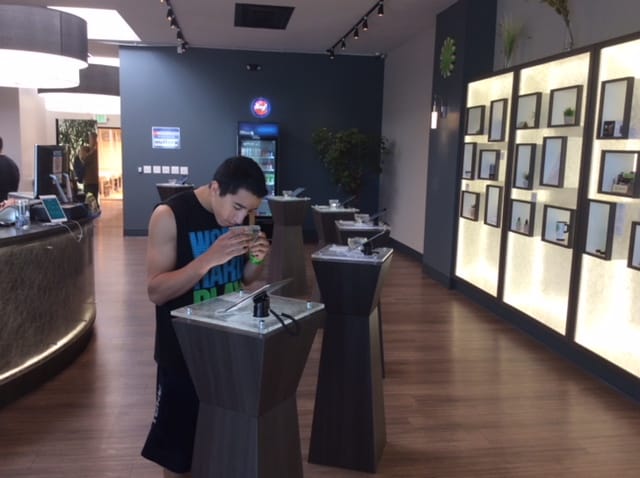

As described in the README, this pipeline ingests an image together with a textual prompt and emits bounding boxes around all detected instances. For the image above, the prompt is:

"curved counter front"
[0,220,96,407]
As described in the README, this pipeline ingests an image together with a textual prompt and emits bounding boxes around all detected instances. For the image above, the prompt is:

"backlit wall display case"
[456,72,514,296]
[503,52,591,335]
[575,37,640,377]
[455,33,640,393]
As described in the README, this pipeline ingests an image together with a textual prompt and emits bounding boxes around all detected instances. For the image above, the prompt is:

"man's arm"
[146,205,252,305]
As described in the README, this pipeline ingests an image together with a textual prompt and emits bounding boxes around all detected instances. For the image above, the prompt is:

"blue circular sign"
[251,97,271,118]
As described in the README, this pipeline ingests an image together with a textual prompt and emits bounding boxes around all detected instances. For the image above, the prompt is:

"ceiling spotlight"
[362,17,369,31]
[340,38,346,50]
[353,27,359,40]
[169,17,178,29]
[166,8,174,21]
[327,48,335,59]
[377,1,384,16]
[176,30,184,41]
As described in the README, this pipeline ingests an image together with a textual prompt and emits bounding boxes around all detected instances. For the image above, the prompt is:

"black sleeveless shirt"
[153,190,245,368]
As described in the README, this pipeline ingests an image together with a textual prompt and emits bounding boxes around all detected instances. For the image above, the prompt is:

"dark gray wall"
[423,0,497,286]
[120,47,384,236]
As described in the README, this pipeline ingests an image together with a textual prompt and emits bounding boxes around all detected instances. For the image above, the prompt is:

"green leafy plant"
[311,128,389,196]
[57,119,97,165]
[500,16,523,67]
[541,0,574,50]
[564,107,575,117]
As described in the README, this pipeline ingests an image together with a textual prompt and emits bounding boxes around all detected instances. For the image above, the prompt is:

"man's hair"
[213,156,268,198]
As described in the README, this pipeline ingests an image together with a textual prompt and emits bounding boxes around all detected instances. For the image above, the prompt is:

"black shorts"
[141,365,199,473]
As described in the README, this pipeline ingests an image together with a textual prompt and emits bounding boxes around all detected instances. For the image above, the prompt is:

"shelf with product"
[456,71,513,297]
[574,36,640,378]
[454,31,640,397]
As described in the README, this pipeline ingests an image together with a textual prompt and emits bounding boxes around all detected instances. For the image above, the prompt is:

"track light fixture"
[326,1,384,58]
[162,0,189,54]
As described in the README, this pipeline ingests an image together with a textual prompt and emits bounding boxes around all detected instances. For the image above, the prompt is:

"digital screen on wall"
[152,126,181,149]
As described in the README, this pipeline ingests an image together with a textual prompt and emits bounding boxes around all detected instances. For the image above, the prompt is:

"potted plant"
[311,127,389,199]
[563,106,575,124]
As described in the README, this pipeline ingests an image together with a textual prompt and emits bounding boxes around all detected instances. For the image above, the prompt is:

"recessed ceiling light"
[48,6,140,42]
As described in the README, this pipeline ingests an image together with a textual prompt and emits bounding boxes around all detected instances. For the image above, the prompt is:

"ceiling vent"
[234,3,294,30]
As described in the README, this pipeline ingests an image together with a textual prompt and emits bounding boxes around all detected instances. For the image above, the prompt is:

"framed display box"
[465,105,485,135]
[462,142,477,179]
[629,222,640,270]
[478,149,500,180]
[597,150,639,197]
[541,205,575,248]
[513,143,536,190]
[515,92,542,129]
[484,185,503,228]
[540,136,567,187]
[596,77,634,139]
[460,191,480,221]
[584,199,616,260]
[547,85,583,127]
[509,199,535,236]
[488,98,508,142]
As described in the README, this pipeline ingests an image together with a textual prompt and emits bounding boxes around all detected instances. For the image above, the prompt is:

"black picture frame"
[540,136,567,187]
[629,222,640,271]
[484,185,503,228]
[547,85,583,127]
[513,143,536,190]
[465,105,486,135]
[460,191,480,221]
[478,149,500,180]
[488,98,508,142]
[596,77,635,139]
[462,142,477,180]
[541,205,575,248]
[597,150,640,198]
[509,199,535,237]
[585,199,616,260]
[515,92,542,129]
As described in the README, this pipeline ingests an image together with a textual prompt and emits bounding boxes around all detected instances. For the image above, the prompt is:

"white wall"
[496,0,640,69]
[380,27,436,254]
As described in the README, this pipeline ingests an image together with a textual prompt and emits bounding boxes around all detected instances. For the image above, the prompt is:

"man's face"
[209,181,261,226]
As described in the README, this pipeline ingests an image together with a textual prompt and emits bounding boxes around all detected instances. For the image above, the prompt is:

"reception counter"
[0,219,96,407]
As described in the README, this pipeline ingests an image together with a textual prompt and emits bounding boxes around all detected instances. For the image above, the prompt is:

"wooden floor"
[2,199,640,477]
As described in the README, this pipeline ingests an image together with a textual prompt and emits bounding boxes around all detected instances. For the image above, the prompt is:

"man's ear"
[210,180,220,195]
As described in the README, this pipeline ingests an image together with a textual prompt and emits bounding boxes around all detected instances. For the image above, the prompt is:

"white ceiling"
[0,0,456,58]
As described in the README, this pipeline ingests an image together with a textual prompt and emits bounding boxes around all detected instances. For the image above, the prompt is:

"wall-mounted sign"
[251,97,271,118]
[152,126,181,149]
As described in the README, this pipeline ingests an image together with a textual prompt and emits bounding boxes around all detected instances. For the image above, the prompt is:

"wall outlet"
[179,166,189,175]
[143,165,152,174]
[152,165,161,174]
[161,165,170,174]
[170,166,180,174]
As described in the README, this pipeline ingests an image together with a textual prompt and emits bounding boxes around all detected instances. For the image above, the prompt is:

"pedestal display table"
[311,205,358,247]
[308,245,393,473]
[335,220,391,248]
[266,196,310,297]
[172,290,324,478]
[156,183,194,201]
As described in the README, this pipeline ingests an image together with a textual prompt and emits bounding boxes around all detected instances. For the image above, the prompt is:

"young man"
[141,156,270,477]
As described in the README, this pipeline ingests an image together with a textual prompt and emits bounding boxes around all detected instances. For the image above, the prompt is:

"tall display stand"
[311,205,358,246]
[335,220,391,247]
[266,196,310,297]
[308,245,393,473]
[172,292,324,478]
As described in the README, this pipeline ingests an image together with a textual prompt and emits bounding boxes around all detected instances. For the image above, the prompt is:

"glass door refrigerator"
[237,122,279,218]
